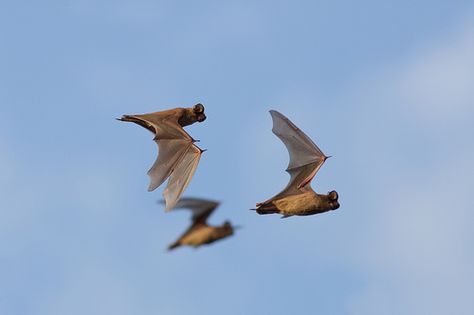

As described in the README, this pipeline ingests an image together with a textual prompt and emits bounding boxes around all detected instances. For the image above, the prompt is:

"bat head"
[221,221,235,235]
[327,190,340,210]
[193,103,206,122]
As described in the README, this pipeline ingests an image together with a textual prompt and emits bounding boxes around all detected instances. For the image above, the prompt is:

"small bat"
[164,198,237,250]
[255,110,340,218]
[118,104,206,211]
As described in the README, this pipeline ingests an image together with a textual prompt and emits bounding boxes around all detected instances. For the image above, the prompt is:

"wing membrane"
[268,110,327,199]
[163,145,202,211]
[118,108,203,210]
[169,198,219,223]
[147,139,190,191]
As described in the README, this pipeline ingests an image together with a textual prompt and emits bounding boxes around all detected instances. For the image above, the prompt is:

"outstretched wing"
[162,147,202,211]
[164,198,219,251]
[167,197,219,223]
[147,119,198,193]
[269,110,327,199]
[118,109,202,210]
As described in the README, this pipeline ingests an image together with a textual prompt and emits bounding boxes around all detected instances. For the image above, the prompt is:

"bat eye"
[193,103,204,114]
[328,190,338,201]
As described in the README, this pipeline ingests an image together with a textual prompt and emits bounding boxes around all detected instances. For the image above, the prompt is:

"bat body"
[255,110,340,218]
[166,198,236,250]
[118,104,206,211]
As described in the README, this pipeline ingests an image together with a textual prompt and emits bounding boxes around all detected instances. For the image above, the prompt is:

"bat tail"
[168,242,181,251]
[255,202,279,215]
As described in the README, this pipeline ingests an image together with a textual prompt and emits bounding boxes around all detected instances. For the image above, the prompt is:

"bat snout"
[197,113,206,122]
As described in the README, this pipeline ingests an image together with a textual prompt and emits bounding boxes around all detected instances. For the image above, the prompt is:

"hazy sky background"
[1,1,473,314]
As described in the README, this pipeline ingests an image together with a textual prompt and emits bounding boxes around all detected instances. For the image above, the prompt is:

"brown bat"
[254,110,340,218]
[165,198,237,251]
[118,104,206,211]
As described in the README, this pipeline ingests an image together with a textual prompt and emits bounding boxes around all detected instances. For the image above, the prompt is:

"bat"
[164,198,237,250]
[118,104,206,211]
[255,110,340,218]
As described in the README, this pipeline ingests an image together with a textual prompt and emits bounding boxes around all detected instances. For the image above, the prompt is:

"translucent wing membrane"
[268,110,327,199]
[270,110,326,171]
[163,145,202,211]
[147,139,190,191]
[118,108,203,210]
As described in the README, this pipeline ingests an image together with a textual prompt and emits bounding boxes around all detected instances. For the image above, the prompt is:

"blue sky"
[1,1,473,314]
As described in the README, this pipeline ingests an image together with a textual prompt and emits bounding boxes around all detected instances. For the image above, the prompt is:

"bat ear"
[328,190,338,201]
[193,103,205,114]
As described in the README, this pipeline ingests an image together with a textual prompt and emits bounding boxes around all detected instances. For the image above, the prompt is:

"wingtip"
[147,182,159,192]
[269,109,283,116]
[164,199,177,211]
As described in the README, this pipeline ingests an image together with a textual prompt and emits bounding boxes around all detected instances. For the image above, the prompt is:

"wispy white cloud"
[360,14,474,123]
[345,12,474,315]
[397,23,474,119]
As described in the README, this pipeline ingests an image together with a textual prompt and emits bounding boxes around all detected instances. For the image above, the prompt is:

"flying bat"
[164,198,237,250]
[254,110,340,218]
[118,104,206,211]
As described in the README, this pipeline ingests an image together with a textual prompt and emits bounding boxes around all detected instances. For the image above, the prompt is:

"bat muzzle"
[197,113,206,122]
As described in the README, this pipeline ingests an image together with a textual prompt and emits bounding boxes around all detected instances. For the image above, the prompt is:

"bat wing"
[162,146,203,211]
[148,130,195,192]
[165,197,219,222]
[268,110,327,200]
[119,111,202,210]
